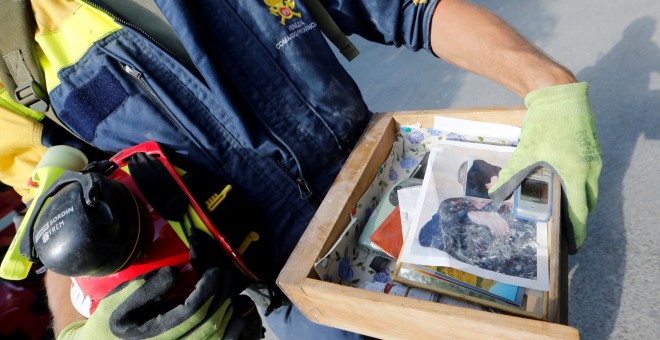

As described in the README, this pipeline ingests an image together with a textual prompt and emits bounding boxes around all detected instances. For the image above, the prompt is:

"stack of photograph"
[392,140,553,319]
[311,116,558,321]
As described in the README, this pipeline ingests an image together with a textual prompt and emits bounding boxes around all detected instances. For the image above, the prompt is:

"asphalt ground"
[336,1,660,339]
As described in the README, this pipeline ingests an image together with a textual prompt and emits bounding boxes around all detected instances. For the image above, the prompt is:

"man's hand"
[59,266,234,339]
[489,82,602,252]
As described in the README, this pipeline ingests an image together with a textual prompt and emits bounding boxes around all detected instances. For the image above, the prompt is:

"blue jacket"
[47,0,439,274]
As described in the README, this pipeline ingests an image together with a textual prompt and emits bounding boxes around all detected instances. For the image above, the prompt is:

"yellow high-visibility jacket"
[0,0,119,199]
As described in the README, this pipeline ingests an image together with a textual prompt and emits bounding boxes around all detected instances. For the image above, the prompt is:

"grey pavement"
[333,1,660,339]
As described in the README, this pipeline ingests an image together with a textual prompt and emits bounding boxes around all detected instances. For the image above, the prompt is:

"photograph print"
[399,140,549,291]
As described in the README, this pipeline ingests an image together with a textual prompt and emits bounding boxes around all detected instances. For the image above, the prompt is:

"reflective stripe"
[0,88,44,121]
[36,3,121,92]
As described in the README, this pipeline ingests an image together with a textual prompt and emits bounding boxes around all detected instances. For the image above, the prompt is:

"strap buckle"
[15,81,49,112]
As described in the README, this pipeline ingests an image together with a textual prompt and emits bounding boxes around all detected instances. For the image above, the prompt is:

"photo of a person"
[460,159,502,199]
[399,142,548,290]
[417,197,538,279]
[418,157,537,279]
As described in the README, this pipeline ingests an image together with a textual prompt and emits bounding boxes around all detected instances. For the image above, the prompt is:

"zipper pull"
[274,159,322,208]
[296,178,312,200]
[297,178,321,209]
[120,62,142,79]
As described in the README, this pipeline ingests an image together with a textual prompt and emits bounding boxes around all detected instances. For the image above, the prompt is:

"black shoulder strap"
[0,0,49,112]
[95,0,358,62]
[301,0,359,61]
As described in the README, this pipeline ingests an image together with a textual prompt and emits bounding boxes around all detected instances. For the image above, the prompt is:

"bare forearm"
[45,270,86,336]
[430,0,576,96]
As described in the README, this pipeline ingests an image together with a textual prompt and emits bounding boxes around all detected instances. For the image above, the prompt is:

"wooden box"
[277,108,579,339]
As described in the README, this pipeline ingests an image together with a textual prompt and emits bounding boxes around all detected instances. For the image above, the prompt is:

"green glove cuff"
[524,82,591,114]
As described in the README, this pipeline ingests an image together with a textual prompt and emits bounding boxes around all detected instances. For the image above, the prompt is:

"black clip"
[15,81,49,112]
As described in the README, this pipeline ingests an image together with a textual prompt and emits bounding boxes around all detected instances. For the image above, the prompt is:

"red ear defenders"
[20,171,143,277]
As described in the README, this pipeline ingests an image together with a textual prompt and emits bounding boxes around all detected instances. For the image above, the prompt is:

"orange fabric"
[369,205,404,259]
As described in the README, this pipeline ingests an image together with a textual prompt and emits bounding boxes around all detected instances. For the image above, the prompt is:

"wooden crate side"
[279,112,396,291]
[391,107,526,127]
[299,279,579,340]
[546,176,564,322]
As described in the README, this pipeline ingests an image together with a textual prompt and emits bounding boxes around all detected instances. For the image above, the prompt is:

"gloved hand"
[59,266,234,339]
[488,82,602,253]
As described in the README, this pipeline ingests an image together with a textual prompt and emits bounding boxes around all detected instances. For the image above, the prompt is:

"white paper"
[397,186,422,238]
[399,140,550,291]
[314,216,358,269]
[434,116,521,143]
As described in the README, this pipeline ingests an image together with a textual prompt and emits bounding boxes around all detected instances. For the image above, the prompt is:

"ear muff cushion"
[33,173,143,277]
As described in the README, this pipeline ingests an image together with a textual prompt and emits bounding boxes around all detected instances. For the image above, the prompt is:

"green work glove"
[59,266,234,339]
[488,82,602,253]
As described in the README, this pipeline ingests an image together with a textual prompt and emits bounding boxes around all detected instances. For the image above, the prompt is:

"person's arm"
[430,0,575,95]
[467,211,510,237]
[44,271,86,336]
[429,0,602,254]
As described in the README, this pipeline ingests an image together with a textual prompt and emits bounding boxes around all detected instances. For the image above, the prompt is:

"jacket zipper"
[275,159,321,209]
[82,0,194,72]
[120,62,181,128]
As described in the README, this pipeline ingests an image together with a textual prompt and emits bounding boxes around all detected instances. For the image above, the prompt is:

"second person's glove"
[59,266,234,339]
